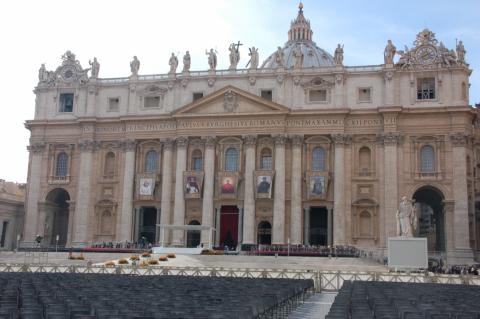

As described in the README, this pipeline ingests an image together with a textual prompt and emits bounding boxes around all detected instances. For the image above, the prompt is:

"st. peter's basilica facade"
[23,4,478,263]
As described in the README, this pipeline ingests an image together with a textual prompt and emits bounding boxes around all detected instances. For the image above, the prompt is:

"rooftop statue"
[183,51,191,72]
[89,57,100,79]
[169,53,178,74]
[38,64,47,82]
[384,40,396,64]
[130,56,140,76]
[228,42,242,70]
[334,44,344,66]
[247,47,259,69]
[293,45,304,69]
[206,48,217,71]
[456,40,466,65]
[275,46,285,68]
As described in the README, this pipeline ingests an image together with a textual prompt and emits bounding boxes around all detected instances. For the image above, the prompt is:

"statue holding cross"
[228,41,243,70]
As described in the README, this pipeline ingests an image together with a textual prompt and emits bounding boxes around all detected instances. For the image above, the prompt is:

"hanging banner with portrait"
[184,171,204,199]
[254,171,274,199]
[218,172,239,198]
[136,174,156,199]
[306,172,329,200]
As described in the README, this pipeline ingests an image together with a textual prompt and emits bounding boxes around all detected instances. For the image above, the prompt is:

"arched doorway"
[45,188,70,246]
[257,221,272,245]
[186,220,201,248]
[412,186,445,252]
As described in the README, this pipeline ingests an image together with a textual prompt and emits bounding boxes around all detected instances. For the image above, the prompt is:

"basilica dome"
[261,3,335,69]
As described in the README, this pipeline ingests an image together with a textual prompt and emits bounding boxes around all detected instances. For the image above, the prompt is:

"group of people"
[91,240,152,249]
[428,262,480,275]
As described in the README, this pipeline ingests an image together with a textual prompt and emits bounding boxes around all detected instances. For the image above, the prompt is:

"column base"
[446,249,474,265]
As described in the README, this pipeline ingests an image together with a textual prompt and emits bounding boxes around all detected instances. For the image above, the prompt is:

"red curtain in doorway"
[220,206,239,248]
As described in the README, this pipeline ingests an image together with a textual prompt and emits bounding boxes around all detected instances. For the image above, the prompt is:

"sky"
[0,0,479,183]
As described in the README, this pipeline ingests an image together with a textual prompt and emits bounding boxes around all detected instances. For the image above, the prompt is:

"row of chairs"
[0,272,314,319]
[327,280,480,319]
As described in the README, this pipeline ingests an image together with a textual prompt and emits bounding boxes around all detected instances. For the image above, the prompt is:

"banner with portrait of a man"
[184,171,204,199]
[139,177,155,196]
[307,173,328,199]
[254,171,274,199]
[218,173,238,198]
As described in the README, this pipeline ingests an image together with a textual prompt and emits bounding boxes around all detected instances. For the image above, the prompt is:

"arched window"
[260,148,272,170]
[192,150,203,171]
[144,150,158,173]
[420,145,435,172]
[312,147,326,171]
[225,148,238,171]
[359,147,371,176]
[56,152,68,177]
[104,152,115,177]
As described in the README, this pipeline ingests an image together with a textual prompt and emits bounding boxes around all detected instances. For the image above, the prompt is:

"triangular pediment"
[173,85,290,117]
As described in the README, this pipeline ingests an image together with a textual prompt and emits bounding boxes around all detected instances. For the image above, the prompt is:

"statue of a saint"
[89,57,100,79]
[182,51,191,72]
[38,64,47,82]
[169,53,178,74]
[456,40,466,64]
[130,56,140,76]
[384,40,396,64]
[228,43,240,70]
[293,46,304,69]
[247,47,259,69]
[206,49,217,71]
[396,196,416,237]
[275,46,284,67]
[334,44,344,66]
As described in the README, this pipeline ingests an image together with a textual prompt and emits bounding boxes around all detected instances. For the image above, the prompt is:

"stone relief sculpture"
[293,46,304,69]
[130,56,140,76]
[228,42,241,70]
[89,57,100,79]
[384,39,396,64]
[334,44,344,66]
[169,53,178,74]
[396,196,417,237]
[247,46,259,69]
[456,40,466,64]
[275,46,285,67]
[182,51,191,72]
[206,48,217,71]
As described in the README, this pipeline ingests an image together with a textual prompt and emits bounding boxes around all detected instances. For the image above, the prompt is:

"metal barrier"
[0,263,478,292]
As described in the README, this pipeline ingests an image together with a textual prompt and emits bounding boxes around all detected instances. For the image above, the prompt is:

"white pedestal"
[388,237,427,269]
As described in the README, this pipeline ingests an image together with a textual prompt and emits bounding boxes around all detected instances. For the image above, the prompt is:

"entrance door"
[257,221,272,245]
[309,207,328,245]
[220,206,239,249]
[139,207,157,245]
[413,187,445,252]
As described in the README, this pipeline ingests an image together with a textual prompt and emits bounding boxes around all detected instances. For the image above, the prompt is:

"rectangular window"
[261,90,272,101]
[108,98,120,111]
[358,88,371,103]
[59,93,74,112]
[193,92,204,101]
[309,89,327,102]
[0,221,7,248]
[144,96,160,108]
[417,78,435,100]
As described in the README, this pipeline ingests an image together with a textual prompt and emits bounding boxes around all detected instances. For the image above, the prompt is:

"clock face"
[416,46,437,65]
[61,66,75,81]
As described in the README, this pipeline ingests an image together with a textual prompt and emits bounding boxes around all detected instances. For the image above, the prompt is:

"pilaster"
[242,135,256,245]
[272,134,286,244]
[201,136,216,246]
[332,133,349,245]
[117,139,136,243]
[290,135,303,244]
[160,139,174,245]
[172,137,188,245]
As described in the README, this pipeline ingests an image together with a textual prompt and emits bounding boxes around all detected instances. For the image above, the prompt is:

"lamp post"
[55,235,59,253]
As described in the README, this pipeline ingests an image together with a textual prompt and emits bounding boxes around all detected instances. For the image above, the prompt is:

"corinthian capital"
[273,134,287,146]
[176,136,189,148]
[78,139,99,152]
[27,142,45,154]
[204,136,217,148]
[243,135,257,147]
[331,133,351,145]
[290,135,304,147]
[161,138,174,151]
[449,132,471,146]
[381,132,403,145]
[120,139,137,151]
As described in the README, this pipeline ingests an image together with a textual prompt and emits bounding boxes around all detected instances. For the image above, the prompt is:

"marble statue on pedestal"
[183,51,191,72]
[89,57,100,78]
[334,44,344,66]
[130,56,140,76]
[169,53,178,74]
[384,39,396,64]
[396,196,417,237]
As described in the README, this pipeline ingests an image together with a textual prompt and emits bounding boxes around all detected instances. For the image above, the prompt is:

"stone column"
[290,135,303,244]
[201,136,216,246]
[215,207,221,245]
[328,207,334,246]
[303,208,309,244]
[449,133,473,260]
[22,143,45,246]
[172,137,188,245]
[272,135,286,244]
[242,135,256,245]
[160,139,174,245]
[382,132,401,239]
[117,139,136,242]
[332,134,348,245]
[72,140,96,247]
